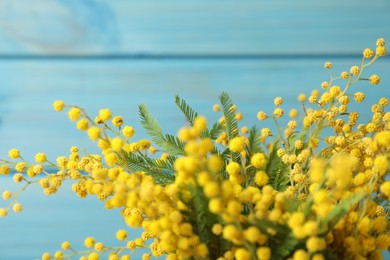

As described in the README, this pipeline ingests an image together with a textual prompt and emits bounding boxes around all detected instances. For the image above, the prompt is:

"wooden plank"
[0,0,389,55]
[0,178,147,259]
[0,58,389,160]
[0,58,389,258]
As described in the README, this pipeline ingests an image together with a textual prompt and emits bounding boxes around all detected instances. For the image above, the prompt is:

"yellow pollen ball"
[274,97,283,106]
[350,65,360,75]
[68,107,81,121]
[244,226,262,243]
[84,237,95,248]
[111,137,124,152]
[363,48,374,58]
[99,108,112,121]
[0,208,8,217]
[112,116,123,127]
[209,198,223,213]
[234,248,251,260]
[77,119,89,131]
[255,171,269,187]
[35,153,47,163]
[2,190,12,200]
[273,108,284,117]
[12,203,22,213]
[88,127,101,141]
[61,241,71,250]
[53,100,65,111]
[229,137,245,153]
[380,181,390,198]
[194,116,207,132]
[298,93,306,102]
[41,253,51,260]
[116,230,128,241]
[289,109,298,118]
[257,247,271,260]
[257,111,267,120]
[207,155,223,173]
[376,46,386,56]
[0,164,10,176]
[251,153,267,169]
[340,71,349,79]
[8,148,20,159]
[122,125,135,139]
[203,182,220,198]
[379,97,388,107]
[369,74,380,85]
[226,161,241,175]
[306,236,326,252]
[324,61,332,69]
[138,139,151,150]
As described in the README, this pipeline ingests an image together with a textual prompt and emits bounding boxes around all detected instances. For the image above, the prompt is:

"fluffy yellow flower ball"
[84,237,95,248]
[53,100,65,111]
[88,127,101,141]
[99,108,112,121]
[229,137,245,153]
[68,107,81,121]
[116,230,127,241]
[122,125,135,139]
[112,116,123,127]
[251,153,267,169]
[8,148,20,159]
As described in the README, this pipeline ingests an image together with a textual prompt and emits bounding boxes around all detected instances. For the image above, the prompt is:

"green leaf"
[138,104,185,156]
[181,185,228,258]
[295,126,309,151]
[245,126,265,178]
[252,218,300,259]
[219,92,240,163]
[219,92,239,140]
[175,95,199,126]
[265,140,290,192]
[270,232,300,260]
[204,122,225,140]
[246,126,264,158]
[119,152,175,185]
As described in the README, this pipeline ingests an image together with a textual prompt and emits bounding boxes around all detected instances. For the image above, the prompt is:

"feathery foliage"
[266,140,290,191]
[219,92,240,163]
[181,185,228,258]
[120,152,175,184]
[175,95,198,126]
[138,104,185,156]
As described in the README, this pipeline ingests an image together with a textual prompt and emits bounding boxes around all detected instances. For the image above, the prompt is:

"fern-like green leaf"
[138,104,185,156]
[245,126,265,179]
[266,140,290,191]
[219,92,240,163]
[181,185,228,258]
[174,95,198,126]
[204,122,225,140]
[119,152,175,184]
[219,92,239,140]
[252,218,299,259]
[246,126,264,157]
[269,232,300,260]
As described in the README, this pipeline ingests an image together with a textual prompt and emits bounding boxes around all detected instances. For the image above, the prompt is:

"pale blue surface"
[0,0,390,259]
[0,1,389,55]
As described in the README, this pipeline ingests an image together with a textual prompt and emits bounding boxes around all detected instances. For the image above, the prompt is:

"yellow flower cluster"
[0,39,389,260]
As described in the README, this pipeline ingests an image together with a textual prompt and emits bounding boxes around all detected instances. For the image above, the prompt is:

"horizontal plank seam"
[1,53,387,61]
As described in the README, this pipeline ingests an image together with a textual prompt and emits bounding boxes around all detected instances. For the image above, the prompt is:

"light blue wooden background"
[0,0,389,259]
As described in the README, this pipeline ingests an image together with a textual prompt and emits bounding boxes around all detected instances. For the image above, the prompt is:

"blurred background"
[0,0,389,259]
